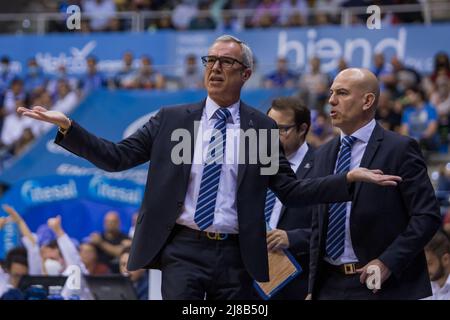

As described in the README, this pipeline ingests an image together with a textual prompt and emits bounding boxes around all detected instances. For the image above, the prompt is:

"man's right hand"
[347,167,402,186]
[17,106,71,129]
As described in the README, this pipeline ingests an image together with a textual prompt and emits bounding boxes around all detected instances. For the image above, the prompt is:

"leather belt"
[174,224,239,242]
[325,262,364,275]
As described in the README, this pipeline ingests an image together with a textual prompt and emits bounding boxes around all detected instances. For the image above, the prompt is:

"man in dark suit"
[18,37,401,300]
[265,97,315,299]
[307,68,441,300]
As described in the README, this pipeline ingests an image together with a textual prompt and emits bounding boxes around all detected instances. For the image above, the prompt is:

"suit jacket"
[55,100,352,282]
[271,145,315,299]
[308,123,441,299]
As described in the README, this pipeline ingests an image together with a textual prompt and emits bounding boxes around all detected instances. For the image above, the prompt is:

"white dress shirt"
[427,275,450,300]
[325,119,376,265]
[177,96,241,233]
[268,142,309,230]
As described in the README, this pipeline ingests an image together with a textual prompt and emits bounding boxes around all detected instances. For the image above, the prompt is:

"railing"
[0,2,449,35]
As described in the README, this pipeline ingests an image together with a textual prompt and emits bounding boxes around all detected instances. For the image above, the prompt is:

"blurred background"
[0,0,449,300]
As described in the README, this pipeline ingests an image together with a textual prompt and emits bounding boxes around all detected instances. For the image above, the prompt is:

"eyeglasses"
[201,55,248,69]
[278,124,297,136]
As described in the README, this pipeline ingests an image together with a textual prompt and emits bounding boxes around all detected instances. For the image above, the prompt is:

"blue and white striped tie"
[325,135,357,260]
[194,108,231,230]
[264,190,277,224]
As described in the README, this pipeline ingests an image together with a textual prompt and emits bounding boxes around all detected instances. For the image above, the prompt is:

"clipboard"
[253,249,302,300]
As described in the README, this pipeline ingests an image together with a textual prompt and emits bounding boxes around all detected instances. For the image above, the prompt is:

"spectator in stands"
[252,0,281,28]
[47,64,79,97]
[400,86,439,152]
[430,52,450,85]
[299,57,329,110]
[83,0,117,32]
[424,231,450,300]
[263,57,297,89]
[81,56,105,94]
[119,246,148,300]
[307,110,337,147]
[329,57,348,80]
[79,242,110,275]
[315,0,344,24]
[24,58,47,95]
[189,1,216,30]
[431,74,450,118]
[244,57,263,89]
[372,52,390,79]
[437,163,450,193]
[0,247,28,298]
[279,0,309,27]
[114,51,137,89]
[3,78,26,117]
[0,56,16,98]
[181,54,203,89]
[133,55,165,90]
[52,79,79,115]
[384,56,421,95]
[156,13,175,30]
[89,211,129,273]
[172,0,198,30]
[375,90,402,132]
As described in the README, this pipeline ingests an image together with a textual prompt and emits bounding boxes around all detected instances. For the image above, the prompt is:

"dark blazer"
[55,100,352,282]
[308,123,441,299]
[271,145,315,299]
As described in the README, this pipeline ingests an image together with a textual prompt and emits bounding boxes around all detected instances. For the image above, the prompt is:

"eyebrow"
[330,87,350,94]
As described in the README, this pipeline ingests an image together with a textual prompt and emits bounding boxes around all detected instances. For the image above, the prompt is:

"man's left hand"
[347,167,402,186]
[267,229,290,251]
[356,259,392,293]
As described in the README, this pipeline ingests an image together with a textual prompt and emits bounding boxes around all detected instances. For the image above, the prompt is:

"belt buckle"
[206,232,228,240]
[344,263,356,275]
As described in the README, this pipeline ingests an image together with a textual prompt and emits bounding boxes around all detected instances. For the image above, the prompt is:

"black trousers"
[316,266,382,300]
[160,225,258,300]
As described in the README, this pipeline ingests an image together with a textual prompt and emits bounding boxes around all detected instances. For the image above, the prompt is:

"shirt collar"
[431,274,450,292]
[340,118,376,144]
[205,96,240,124]
[287,142,309,171]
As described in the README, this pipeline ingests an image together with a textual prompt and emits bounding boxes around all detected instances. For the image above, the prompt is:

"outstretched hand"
[2,204,23,223]
[47,215,65,237]
[347,168,402,186]
[17,106,71,129]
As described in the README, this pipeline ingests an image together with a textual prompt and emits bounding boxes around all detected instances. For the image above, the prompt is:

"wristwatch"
[58,118,72,135]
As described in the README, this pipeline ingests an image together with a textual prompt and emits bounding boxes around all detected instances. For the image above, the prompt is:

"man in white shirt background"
[425,231,450,300]
[265,96,315,299]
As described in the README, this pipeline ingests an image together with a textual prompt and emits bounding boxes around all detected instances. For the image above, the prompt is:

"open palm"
[17,106,70,128]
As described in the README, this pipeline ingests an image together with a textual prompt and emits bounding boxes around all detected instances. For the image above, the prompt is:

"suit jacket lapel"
[181,101,204,188]
[278,145,314,223]
[237,102,256,190]
[353,123,384,201]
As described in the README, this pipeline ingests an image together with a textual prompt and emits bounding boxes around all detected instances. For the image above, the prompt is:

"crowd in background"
[22,0,437,33]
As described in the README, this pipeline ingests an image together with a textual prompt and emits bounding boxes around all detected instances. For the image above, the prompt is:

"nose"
[211,59,222,71]
[329,92,337,106]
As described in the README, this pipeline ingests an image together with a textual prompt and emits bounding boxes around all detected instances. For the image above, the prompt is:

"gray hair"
[212,35,254,70]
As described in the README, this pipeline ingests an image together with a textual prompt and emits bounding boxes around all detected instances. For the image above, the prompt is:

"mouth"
[209,76,224,84]
[330,110,338,118]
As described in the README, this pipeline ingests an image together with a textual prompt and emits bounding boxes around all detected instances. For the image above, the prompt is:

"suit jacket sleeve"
[54,108,163,172]
[269,148,352,206]
[286,227,311,255]
[378,138,441,278]
[308,207,320,295]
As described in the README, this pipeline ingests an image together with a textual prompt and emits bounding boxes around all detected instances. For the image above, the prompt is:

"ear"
[441,252,450,266]
[241,68,252,81]
[362,93,376,111]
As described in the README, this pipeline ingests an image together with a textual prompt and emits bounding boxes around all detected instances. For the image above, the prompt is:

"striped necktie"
[194,108,231,230]
[325,135,357,260]
[264,190,277,224]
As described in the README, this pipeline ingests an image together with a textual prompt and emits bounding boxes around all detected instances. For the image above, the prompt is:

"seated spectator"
[424,231,450,300]
[79,242,110,275]
[3,78,26,117]
[0,247,28,299]
[372,52,390,79]
[181,54,203,89]
[23,58,47,95]
[315,0,343,24]
[375,90,402,132]
[47,64,79,97]
[172,0,198,30]
[0,56,16,98]
[264,57,297,89]
[431,74,450,118]
[299,57,329,110]
[252,0,280,28]
[383,56,421,95]
[119,247,148,300]
[80,56,106,94]
[189,1,216,30]
[437,163,450,193]
[430,52,450,85]
[133,56,165,90]
[328,57,348,80]
[400,86,439,152]
[306,110,337,147]
[114,51,137,89]
[279,0,309,27]
[89,211,130,273]
[83,0,117,32]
